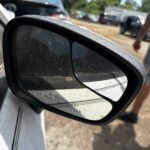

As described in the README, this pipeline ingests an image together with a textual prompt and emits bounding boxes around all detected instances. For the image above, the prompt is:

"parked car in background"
[120,16,150,41]
[1,0,69,21]
[99,13,121,26]
[82,13,99,23]
[75,11,99,23]
[75,10,86,19]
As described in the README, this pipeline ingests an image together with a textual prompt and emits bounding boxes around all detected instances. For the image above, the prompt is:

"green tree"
[85,0,121,14]
[140,0,150,12]
[121,0,138,10]
[63,0,121,15]
[63,0,86,13]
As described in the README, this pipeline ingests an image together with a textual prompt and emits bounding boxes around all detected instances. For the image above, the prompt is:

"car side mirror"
[3,16,145,125]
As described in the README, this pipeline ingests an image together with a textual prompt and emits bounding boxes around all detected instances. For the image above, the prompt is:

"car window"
[132,17,138,21]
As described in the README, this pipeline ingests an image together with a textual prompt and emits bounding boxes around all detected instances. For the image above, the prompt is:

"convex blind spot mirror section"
[3,16,146,125]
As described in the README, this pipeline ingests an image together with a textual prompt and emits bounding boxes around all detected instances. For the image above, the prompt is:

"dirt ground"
[45,19,150,150]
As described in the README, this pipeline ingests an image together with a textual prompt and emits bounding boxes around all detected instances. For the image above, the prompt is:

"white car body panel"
[0,90,46,150]
[0,4,46,150]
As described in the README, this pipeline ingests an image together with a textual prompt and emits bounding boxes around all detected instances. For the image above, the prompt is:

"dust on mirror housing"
[3,15,146,125]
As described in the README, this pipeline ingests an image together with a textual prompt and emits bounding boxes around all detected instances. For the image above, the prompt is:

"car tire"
[120,27,125,34]
[131,30,137,38]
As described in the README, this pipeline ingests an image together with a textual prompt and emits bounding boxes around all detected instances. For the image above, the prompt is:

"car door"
[0,4,46,150]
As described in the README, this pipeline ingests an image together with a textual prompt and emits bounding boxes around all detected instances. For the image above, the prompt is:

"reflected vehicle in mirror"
[1,0,69,21]
[3,16,145,125]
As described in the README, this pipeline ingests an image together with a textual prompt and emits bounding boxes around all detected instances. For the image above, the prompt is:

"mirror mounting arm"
[29,104,43,113]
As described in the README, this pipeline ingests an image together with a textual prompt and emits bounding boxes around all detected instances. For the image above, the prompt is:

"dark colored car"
[99,13,120,26]
[120,16,150,41]
[1,0,69,20]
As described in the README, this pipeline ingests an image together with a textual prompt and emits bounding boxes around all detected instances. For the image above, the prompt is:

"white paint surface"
[0,90,46,150]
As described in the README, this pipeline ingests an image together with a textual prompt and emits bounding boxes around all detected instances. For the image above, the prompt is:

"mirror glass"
[12,25,126,121]
[72,42,128,102]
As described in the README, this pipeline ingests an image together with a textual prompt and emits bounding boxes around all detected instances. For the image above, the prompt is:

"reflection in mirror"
[30,89,112,121]
[13,25,112,121]
[72,42,128,102]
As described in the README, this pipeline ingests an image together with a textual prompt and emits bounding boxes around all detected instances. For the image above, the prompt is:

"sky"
[136,0,142,6]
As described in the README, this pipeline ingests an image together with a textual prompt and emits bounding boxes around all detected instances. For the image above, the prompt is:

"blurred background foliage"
[140,0,150,12]
[63,0,150,15]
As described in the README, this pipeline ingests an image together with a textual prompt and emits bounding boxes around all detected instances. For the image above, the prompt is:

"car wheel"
[131,31,137,38]
[120,27,125,34]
